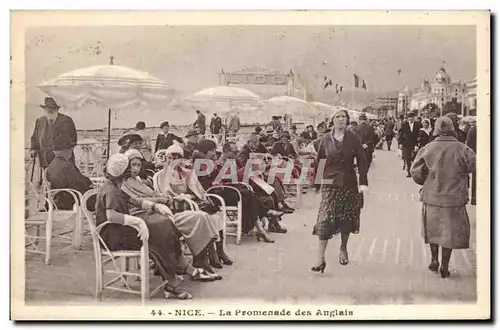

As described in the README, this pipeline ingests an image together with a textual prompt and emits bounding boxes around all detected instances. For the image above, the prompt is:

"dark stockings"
[428,243,440,271]
[339,233,350,264]
[441,247,452,271]
[428,244,452,277]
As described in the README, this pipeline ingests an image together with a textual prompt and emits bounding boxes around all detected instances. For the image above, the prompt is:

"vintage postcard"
[11,10,490,320]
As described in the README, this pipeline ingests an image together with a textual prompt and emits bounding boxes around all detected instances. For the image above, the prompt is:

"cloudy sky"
[24,25,476,130]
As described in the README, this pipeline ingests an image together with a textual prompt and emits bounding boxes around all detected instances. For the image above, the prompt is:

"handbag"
[196,199,221,215]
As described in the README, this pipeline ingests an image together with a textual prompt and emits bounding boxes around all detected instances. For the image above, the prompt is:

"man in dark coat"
[30,97,77,169]
[270,131,297,158]
[193,110,207,135]
[46,137,93,210]
[384,119,395,151]
[445,112,467,143]
[398,112,422,177]
[353,113,379,171]
[210,113,222,135]
[300,125,318,141]
[466,121,477,205]
[155,121,184,152]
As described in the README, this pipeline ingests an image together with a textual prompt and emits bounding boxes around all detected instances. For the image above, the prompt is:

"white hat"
[106,153,130,177]
[165,141,184,156]
[124,148,144,160]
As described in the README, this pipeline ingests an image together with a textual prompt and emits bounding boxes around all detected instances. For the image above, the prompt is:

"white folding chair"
[41,169,84,248]
[25,179,82,265]
[206,185,243,245]
[81,189,168,304]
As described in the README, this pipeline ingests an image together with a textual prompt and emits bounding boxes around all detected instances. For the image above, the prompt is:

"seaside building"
[398,66,471,117]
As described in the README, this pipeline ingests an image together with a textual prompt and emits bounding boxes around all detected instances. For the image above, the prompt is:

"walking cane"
[30,152,37,182]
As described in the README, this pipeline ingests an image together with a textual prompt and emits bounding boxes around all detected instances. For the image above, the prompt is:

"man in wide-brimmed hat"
[30,97,77,170]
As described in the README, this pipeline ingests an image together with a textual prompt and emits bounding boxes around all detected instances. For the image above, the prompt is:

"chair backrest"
[25,181,48,218]
[154,149,168,166]
[81,189,98,227]
[81,188,107,254]
[41,168,51,193]
[152,171,163,194]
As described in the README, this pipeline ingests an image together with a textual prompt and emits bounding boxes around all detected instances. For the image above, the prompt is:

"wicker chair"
[81,189,167,304]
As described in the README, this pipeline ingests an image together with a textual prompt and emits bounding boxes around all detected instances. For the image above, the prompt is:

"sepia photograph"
[10,10,490,320]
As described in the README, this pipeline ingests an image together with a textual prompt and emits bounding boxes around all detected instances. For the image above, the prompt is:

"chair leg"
[121,256,128,286]
[95,252,103,301]
[34,225,40,246]
[140,245,150,305]
[237,204,242,245]
[45,216,53,265]
[73,206,83,249]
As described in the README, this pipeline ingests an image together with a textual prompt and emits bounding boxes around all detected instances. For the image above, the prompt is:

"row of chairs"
[25,150,305,303]
[24,167,248,303]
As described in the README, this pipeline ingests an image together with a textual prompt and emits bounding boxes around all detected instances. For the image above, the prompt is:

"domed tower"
[431,66,452,109]
[434,66,451,84]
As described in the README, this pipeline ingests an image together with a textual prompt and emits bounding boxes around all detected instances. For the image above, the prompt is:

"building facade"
[398,67,471,117]
[375,96,398,118]
[465,77,477,116]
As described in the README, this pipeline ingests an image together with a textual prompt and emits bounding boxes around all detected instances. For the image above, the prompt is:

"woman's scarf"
[420,127,432,136]
[122,176,156,199]
[157,166,206,200]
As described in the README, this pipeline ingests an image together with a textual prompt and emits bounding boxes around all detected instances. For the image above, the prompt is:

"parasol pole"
[106,56,115,161]
[106,108,111,160]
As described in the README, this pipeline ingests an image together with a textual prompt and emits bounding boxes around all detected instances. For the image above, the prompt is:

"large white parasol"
[186,85,262,125]
[37,58,177,159]
[265,95,317,121]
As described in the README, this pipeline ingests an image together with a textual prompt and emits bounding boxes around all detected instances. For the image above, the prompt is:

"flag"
[362,80,367,90]
[323,77,332,90]
[353,74,360,88]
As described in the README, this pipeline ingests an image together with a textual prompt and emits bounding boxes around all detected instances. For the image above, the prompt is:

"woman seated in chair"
[117,133,156,176]
[238,136,296,215]
[154,142,231,273]
[234,150,289,234]
[121,149,223,280]
[95,153,209,300]
[193,139,277,243]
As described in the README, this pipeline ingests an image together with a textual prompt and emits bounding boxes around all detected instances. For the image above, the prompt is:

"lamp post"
[440,96,444,117]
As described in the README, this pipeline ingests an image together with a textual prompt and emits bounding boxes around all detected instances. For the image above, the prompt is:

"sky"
[24,25,476,131]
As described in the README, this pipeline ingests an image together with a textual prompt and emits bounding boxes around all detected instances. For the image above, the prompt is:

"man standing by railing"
[193,110,207,135]
[210,113,222,143]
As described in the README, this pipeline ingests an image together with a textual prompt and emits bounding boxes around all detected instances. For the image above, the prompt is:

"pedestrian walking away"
[411,116,476,278]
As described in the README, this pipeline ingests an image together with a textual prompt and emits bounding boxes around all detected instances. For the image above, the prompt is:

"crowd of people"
[28,96,477,300]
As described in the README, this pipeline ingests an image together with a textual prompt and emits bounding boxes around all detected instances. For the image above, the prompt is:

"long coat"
[194,113,206,134]
[410,135,475,248]
[227,115,241,133]
[353,122,379,153]
[411,135,476,207]
[30,113,77,168]
[210,116,222,134]
[398,121,421,161]
[314,130,368,189]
